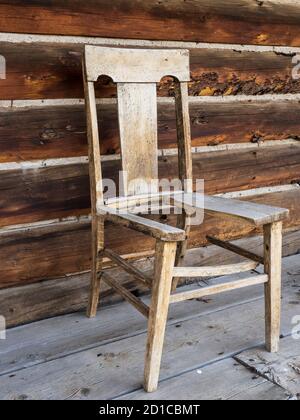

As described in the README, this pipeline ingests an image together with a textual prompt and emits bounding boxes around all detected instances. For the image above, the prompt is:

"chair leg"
[144,240,177,393]
[171,212,190,292]
[171,242,188,293]
[87,215,104,318]
[264,221,283,353]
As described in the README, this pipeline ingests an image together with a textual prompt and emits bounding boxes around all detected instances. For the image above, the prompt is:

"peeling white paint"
[188,94,300,103]
[217,183,300,199]
[0,157,89,172]
[1,93,300,110]
[1,32,300,54]
[0,139,298,171]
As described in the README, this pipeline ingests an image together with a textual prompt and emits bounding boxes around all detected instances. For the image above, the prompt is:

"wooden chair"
[82,46,289,393]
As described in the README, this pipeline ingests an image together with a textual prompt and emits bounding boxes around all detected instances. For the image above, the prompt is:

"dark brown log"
[0,1,300,46]
[0,144,299,227]
[0,189,299,289]
[0,163,91,226]
[0,42,299,100]
[0,145,299,227]
[1,100,300,162]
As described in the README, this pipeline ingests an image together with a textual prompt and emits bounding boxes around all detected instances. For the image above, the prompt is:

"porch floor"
[0,254,299,400]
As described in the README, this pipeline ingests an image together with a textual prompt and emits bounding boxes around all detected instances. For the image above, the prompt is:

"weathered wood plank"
[0,145,299,227]
[228,381,291,401]
[83,63,105,318]
[174,192,289,226]
[0,254,298,400]
[117,83,159,195]
[0,189,299,289]
[144,240,177,392]
[85,46,190,83]
[1,42,300,100]
[2,100,300,162]
[235,336,300,398]
[0,163,91,227]
[1,228,299,328]
[1,1,300,46]
[120,359,290,400]
[264,221,283,353]
[188,188,300,248]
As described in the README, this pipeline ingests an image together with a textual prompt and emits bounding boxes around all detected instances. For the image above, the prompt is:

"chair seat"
[105,191,289,227]
[173,193,289,226]
[98,191,289,244]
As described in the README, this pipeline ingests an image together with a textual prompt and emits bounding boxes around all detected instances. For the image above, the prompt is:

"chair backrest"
[83,46,192,211]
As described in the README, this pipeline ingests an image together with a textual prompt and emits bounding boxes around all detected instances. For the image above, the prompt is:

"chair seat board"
[173,193,289,226]
[105,191,289,225]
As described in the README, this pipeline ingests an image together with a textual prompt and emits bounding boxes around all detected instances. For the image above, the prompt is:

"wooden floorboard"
[0,255,299,400]
[119,359,290,401]
[235,336,300,398]
[0,270,263,376]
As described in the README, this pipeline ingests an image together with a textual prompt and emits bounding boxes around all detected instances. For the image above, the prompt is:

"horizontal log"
[1,227,300,328]
[0,42,300,100]
[0,189,299,289]
[0,144,299,227]
[1,100,300,162]
[0,1,300,46]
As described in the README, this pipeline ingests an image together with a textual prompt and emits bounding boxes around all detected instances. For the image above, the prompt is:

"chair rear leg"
[171,241,187,293]
[87,215,104,318]
[264,221,282,353]
[144,240,177,393]
[171,212,190,292]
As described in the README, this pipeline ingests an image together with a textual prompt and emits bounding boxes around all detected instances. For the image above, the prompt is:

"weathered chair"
[82,46,289,393]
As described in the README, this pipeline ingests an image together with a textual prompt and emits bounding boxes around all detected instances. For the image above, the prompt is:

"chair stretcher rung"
[103,248,152,288]
[207,236,264,265]
[102,272,150,318]
[170,274,268,303]
[172,260,258,278]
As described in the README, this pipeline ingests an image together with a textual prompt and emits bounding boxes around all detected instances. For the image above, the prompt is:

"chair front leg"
[144,240,177,393]
[87,215,105,318]
[264,221,283,353]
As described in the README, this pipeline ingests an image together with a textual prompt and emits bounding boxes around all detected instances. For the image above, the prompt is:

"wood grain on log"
[0,1,300,46]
